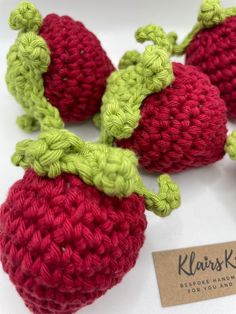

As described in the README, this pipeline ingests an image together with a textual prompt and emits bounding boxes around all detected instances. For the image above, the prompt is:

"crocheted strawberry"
[98,25,227,173]
[6,1,114,132]
[172,0,236,119]
[0,129,181,314]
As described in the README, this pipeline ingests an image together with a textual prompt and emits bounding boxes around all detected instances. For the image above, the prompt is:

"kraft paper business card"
[152,241,236,307]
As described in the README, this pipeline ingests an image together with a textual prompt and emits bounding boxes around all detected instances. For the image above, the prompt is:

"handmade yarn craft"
[172,0,236,119]
[6,1,114,132]
[225,131,236,160]
[97,25,227,173]
[1,43,181,313]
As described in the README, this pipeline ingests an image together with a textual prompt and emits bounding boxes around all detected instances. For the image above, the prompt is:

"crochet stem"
[9,1,42,33]
[172,0,236,55]
[11,129,181,217]
[135,24,173,54]
[136,175,181,217]
[172,25,202,55]
[32,95,64,132]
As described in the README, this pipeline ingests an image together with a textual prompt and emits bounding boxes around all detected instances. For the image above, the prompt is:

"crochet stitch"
[2,14,181,310]
[12,129,181,215]
[99,25,227,173]
[225,131,236,160]
[1,130,181,314]
[117,62,227,173]
[6,1,114,132]
[0,169,147,314]
[172,0,236,119]
[99,25,174,144]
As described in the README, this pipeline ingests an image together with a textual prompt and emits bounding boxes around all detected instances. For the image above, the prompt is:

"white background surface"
[0,0,236,313]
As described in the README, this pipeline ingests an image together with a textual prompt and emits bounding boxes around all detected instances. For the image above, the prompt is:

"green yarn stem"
[172,0,236,56]
[12,129,181,217]
[136,175,181,217]
[117,32,177,70]
[99,25,174,144]
[6,2,64,132]
[225,131,236,160]
[9,1,42,33]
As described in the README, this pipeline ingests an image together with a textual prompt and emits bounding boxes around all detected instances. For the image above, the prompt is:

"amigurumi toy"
[97,25,227,173]
[172,0,236,119]
[6,1,114,132]
[0,74,181,313]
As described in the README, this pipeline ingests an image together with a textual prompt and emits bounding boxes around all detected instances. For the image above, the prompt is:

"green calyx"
[98,25,174,145]
[6,1,64,132]
[172,0,236,55]
[225,131,236,160]
[12,129,181,217]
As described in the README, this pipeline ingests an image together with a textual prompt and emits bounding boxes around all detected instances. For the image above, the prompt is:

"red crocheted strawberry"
[172,0,236,119]
[0,129,181,314]
[99,25,227,173]
[6,2,114,132]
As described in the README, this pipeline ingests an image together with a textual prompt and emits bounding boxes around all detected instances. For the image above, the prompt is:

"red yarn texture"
[117,62,227,173]
[185,16,236,119]
[0,170,146,314]
[40,14,115,123]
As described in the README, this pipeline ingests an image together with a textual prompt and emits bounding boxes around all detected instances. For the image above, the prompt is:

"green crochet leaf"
[6,2,64,132]
[99,25,174,144]
[12,129,181,217]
